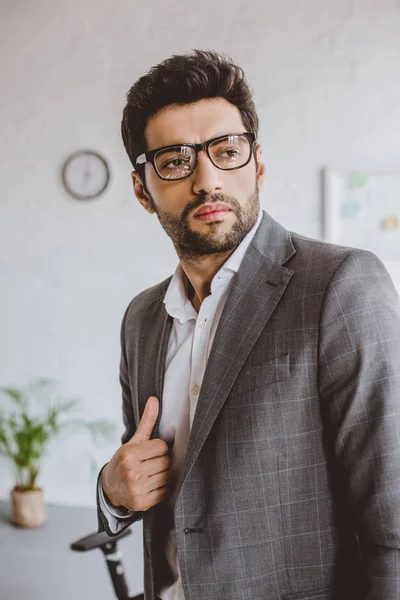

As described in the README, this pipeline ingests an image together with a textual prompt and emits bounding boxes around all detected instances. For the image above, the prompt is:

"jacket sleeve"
[318,249,400,598]
[96,304,145,537]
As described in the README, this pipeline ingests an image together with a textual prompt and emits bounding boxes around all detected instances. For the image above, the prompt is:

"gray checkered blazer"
[97,211,400,600]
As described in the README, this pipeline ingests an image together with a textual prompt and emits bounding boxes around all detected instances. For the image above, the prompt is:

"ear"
[131,171,156,214]
[255,144,265,191]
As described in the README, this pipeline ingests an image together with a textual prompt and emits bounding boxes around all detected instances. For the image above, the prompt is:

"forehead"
[144,98,246,150]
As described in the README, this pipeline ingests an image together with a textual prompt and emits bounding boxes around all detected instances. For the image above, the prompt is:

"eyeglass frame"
[133,132,257,181]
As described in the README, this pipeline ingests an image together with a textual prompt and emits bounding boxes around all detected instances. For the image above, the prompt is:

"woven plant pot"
[11,487,46,528]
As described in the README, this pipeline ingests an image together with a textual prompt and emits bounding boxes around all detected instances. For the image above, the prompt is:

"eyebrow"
[151,131,240,149]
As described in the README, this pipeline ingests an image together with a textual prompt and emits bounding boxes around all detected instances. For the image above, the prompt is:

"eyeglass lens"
[154,134,251,180]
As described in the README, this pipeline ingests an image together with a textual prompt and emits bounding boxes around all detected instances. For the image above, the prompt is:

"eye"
[213,145,241,160]
[162,156,191,170]
[220,148,240,157]
[156,147,193,174]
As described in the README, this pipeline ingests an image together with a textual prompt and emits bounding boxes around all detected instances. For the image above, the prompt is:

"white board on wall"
[323,169,400,261]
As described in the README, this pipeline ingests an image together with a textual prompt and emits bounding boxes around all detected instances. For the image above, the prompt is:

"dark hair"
[121,49,259,180]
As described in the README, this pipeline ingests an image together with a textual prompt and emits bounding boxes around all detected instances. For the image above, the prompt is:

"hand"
[101,396,173,512]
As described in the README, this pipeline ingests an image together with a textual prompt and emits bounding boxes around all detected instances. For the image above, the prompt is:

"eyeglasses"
[134,132,256,181]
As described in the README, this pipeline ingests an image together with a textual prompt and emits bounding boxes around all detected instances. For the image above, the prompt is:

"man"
[96,50,400,600]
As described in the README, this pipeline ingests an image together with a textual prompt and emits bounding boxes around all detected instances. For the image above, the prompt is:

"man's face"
[132,98,265,260]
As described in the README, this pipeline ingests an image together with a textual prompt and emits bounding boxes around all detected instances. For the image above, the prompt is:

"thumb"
[130,396,159,443]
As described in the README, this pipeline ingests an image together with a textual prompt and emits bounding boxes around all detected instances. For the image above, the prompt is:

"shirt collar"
[164,209,263,323]
[163,264,197,323]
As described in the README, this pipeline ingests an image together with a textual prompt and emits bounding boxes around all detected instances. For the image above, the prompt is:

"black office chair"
[70,528,144,600]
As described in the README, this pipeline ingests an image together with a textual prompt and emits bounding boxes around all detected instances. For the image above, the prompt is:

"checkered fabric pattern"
[97,211,400,600]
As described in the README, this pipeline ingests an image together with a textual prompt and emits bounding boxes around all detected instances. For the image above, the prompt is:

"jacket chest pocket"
[225,353,292,444]
[229,353,291,397]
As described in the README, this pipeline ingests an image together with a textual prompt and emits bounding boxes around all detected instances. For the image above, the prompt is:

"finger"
[140,486,171,511]
[145,470,174,493]
[125,438,169,463]
[130,396,159,443]
[152,487,171,505]
[142,455,171,477]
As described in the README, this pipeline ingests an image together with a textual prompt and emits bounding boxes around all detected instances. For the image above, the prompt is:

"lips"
[194,203,230,217]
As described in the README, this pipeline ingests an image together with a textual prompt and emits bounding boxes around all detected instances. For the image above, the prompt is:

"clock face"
[62,150,110,200]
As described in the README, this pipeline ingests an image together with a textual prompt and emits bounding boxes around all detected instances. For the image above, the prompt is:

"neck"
[178,249,235,312]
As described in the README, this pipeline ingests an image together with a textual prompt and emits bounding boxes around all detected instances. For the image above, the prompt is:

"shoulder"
[289,231,391,283]
[281,232,400,314]
[290,231,358,264]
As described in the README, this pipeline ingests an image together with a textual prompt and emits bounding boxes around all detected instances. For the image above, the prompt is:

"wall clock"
[62,150,110,200]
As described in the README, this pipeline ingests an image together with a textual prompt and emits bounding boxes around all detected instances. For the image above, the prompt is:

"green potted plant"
[0,378,116,528]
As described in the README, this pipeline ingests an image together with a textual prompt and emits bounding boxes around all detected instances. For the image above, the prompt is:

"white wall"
[1,0,400,507]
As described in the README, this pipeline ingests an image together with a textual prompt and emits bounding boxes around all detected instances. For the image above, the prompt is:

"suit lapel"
[176,211,296,496]
[137,283,173,439]
[136,284,173,557]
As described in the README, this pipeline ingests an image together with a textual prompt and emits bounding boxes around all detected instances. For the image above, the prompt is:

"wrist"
[101,463,119,507]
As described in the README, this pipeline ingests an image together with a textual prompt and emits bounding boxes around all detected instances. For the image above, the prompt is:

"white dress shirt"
[99,210,262,600]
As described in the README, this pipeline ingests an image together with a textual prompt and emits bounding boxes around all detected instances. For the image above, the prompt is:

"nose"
[191,150,223,196]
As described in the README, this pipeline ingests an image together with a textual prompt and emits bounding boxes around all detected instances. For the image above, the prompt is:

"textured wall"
[1,0,400,508]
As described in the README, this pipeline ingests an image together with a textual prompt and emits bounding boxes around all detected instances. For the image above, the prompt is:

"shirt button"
[191,384,200,396]
[199,320,207,329]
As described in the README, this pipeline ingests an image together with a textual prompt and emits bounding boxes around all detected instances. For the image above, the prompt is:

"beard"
[147,180,260,261]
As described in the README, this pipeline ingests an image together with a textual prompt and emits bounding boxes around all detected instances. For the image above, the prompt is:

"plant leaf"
[0,379,115,490]
[0,387,26,408]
